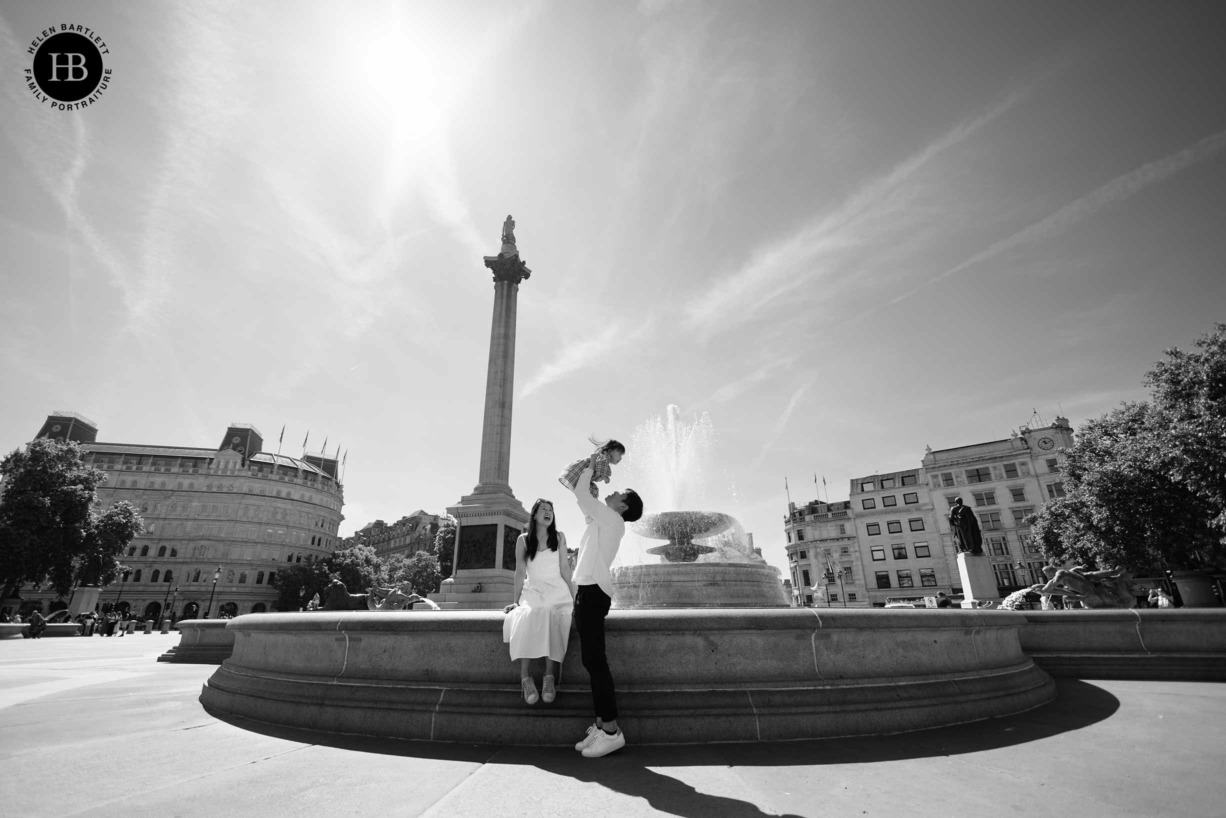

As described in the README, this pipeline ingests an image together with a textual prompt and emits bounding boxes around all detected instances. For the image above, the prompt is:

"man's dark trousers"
[574,584,617,722]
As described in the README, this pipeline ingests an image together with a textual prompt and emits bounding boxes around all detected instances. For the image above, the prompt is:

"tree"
[0,438,143,599]
[1028,324,1226,573]
[270,559,332,612]
[326,543,385,590]
[386,550,442,595]
[431,515,456,578]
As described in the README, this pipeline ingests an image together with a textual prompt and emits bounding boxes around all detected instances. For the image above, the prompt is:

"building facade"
[15,412,345,620]
[783,417,1074,607]
[347,511,442,560]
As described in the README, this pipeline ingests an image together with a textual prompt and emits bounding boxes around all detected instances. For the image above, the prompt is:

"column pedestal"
[69,586,102,617]
[957,553,1002,608]
[435,488,527,610]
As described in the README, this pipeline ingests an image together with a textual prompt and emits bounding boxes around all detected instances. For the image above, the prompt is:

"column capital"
[483,253,531,284]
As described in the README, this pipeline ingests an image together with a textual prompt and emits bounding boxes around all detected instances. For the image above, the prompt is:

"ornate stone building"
[19,412,344,620]
[784,417,1074,607]
[346,511,442,560]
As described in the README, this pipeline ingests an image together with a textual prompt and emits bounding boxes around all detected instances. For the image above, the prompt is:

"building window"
[237,571,247,584]
[920,568,937,587]
[267,571,276,584]
[837,523,846,535]
[140,545,149,557]
[128,547,136,557]
[164,570,173,583]
[871,547,886,561]
[892,544,908,560]
[901,474,918,486]
[157,545,167,557]
[897,570,914,588]
[1047,482,1066,499]
[908,518,925,532]
[133,569,142,582]
[972,490,997,507]
[829,593,838,602]
[1012,506,1036,526]
[862,498,877,510]
[965,467,991,484]
[786,531,792,543]
[887,520,903,534]
[866,523,881,536]
[860,480,875,492]
[1045,458,1058,472]
[979,511,1002,530]
[1009,487,1026,502]
[192,569,201,582]
[1003,463,1019,479]
[988,536,1010,556]
[797,529,805,541]
[903,492,918,504]
[945,494,961,508]
[150,570,160,583]
[287,552,294,562]
[993,563,1018,588]
[875,571,892,589]
[802,569,811,587]
[941,472,956,487]
[914,542,931,558]
[798,550,807,560]
[849,593,858,601]
[880,477,896,489]
[882,495,897,507]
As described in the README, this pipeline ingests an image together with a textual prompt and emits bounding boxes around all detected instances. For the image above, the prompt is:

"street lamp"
[168,586,179,624]
[161,580,178,622]
[206,566,221,619]
[113,570,130,612]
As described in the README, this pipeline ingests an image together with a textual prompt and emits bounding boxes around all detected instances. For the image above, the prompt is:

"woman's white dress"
[502,544,573,662]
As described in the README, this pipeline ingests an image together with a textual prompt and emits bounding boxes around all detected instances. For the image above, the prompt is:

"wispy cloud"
[519,318,656,400]
[749,380,814,470]
[888,127,1226,306]
[691,354,798,411]
[684,88,1031,333]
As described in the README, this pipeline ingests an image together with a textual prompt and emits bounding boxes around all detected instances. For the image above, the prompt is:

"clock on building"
[1037,436,1055,450]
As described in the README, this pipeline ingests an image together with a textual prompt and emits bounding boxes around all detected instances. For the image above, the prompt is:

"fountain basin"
[612,562,790,608]
[199,609,1054,745]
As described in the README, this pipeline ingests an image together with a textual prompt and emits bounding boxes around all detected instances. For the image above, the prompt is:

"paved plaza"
[1,634,1223,818]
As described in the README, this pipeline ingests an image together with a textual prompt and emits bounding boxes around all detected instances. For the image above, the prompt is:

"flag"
[822,475,827,488]
[342,449,347,466]
[279,425,285,446]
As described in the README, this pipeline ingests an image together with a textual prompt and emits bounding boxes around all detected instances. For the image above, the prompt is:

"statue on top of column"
[500,215,518,257]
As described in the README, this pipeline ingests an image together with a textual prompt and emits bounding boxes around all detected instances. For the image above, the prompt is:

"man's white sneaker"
[574,723,601,752]
[581,729,625,758]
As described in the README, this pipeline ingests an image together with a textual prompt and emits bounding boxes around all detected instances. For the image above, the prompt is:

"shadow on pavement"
[208,680,1117,818]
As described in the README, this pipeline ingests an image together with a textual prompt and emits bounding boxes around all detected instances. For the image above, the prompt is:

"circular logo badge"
[32,32,104,102]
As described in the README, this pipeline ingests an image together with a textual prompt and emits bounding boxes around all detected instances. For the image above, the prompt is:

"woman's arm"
[558,532,575,597]
[504,535,528,613]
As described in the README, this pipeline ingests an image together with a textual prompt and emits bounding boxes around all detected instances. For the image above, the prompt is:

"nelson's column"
[436,216,532,610]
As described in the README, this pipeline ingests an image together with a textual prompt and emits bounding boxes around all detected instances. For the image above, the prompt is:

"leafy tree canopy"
[431,515,456,579]
[386,550,442,595]
[1030,324,1226,573]
[0,438,144,598]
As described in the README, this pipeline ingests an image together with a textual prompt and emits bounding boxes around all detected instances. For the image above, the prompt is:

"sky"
[2,0,1225,578]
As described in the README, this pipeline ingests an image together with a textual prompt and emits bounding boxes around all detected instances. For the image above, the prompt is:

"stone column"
[435,217,531,610]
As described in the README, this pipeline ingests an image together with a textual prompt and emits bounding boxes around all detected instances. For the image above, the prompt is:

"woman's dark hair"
[525,498,560,562]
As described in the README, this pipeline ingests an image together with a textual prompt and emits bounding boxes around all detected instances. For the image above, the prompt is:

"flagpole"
[785,476,791,506]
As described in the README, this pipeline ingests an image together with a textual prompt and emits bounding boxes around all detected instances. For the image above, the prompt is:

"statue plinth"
[957,553,1002,608]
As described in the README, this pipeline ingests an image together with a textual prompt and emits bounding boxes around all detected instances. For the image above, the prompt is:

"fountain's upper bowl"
[632,511,735,542]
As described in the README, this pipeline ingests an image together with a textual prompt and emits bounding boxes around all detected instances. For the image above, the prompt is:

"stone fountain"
[611,406,790,608]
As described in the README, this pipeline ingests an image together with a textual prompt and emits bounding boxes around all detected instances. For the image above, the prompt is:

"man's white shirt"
[570,465,626,597]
